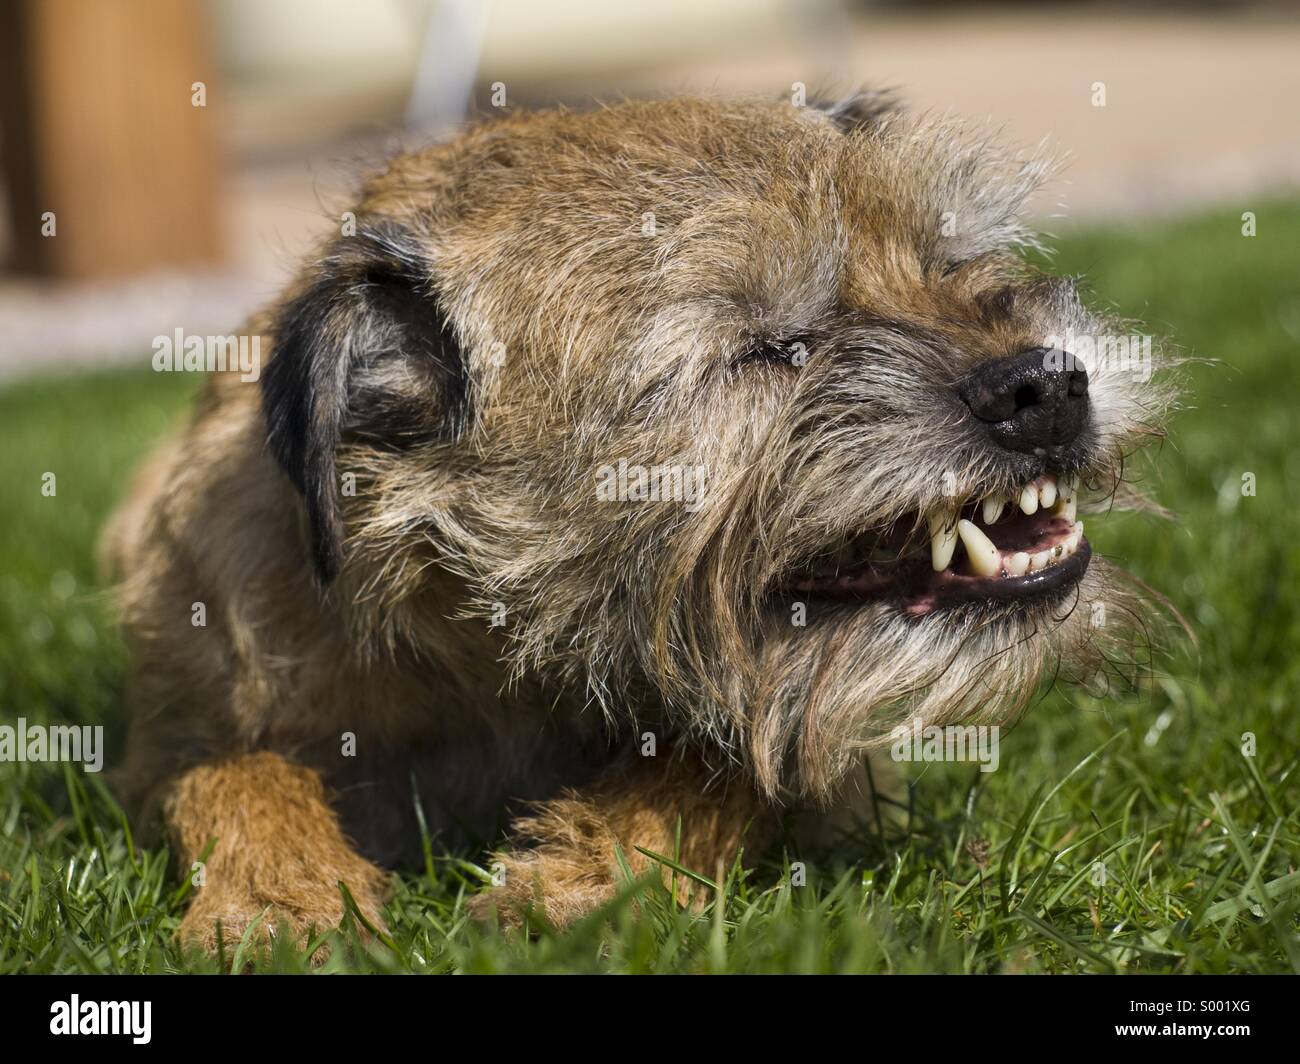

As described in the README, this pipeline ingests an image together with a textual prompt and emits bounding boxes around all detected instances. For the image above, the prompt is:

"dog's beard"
[424,427,1170,804]
[366,465,1161,805]
[616,516,1150,802]
[588,412,1167,801]
[394,407,1170,805]
[608,328,1173,800]
[748,562,1154,800]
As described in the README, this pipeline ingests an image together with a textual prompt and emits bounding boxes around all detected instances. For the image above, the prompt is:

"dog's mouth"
[783,474,1089,615]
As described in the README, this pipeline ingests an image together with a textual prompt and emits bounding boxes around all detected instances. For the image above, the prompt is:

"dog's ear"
[261,219,466,583]
[811,89,901,133]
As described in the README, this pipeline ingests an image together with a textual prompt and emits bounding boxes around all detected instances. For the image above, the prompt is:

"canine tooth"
[1006,551,1030,576]
[1030,549,1051,571]
[956,519,1001,577]
[982,496,1005,525]
[1019,484,1039,515]
[928,513,959,572]
[1039,477,1057,508]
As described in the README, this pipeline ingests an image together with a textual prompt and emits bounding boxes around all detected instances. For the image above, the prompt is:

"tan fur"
[105,94,1174,949]
[470,752,774,926]
[165,752,388,956]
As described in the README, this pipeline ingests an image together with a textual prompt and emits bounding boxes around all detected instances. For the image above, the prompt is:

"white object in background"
[405,0,492,135]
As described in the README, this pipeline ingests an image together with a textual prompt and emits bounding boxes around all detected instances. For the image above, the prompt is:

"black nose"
[958,348,1090,455]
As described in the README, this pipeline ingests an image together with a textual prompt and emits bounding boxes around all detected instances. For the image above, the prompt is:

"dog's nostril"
[958,348,1091,455]
[1012,383,1039,410]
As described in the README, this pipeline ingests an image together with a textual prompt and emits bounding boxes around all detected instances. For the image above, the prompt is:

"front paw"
[468,847,620,929]
[179,885,388,963]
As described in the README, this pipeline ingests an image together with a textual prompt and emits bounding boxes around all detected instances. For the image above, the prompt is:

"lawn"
[1,204,1298,974]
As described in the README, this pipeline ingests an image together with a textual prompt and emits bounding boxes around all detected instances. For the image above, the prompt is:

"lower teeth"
[991,520,1084,578]
[956,518,1084,578]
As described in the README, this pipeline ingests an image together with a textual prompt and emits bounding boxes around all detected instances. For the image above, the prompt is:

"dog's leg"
[164,751,389,956]
[470,753,773,927]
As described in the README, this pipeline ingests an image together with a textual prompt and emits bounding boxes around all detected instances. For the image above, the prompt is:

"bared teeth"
[1039,476,1057,508]
[956,519,1001,577]
[928,512,959,572]
[1006,551,1031,576]
[1053,476,1078,522]
[918,476,1087,582]
[1018,484,1039,515]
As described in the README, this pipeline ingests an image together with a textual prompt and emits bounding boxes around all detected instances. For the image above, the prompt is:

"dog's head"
[262,95,1175,799]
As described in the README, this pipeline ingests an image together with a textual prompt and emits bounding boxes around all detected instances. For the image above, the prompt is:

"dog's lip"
[784,537,1091,611]
[906,538,1091,611]
[781,499,1092,611]
[779,474,1098,613]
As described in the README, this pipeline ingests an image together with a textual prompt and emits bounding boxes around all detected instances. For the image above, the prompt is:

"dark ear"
[261,220,466,583]
[810,88,901,133]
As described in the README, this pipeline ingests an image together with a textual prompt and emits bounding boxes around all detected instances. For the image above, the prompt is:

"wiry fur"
[104,95,1175,947]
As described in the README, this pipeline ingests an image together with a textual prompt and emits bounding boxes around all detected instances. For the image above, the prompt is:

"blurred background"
[1,0,1299,380]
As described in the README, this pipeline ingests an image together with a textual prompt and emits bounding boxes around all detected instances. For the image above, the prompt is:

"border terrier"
[103,93,1173,949]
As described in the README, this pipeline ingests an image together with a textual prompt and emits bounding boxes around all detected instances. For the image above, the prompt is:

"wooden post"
[0,0,221,279]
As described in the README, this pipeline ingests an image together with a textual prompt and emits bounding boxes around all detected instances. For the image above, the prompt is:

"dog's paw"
[468,847,620,929]
[179,886,388,964]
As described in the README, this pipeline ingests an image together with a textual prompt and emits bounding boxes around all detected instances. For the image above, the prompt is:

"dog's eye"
[731,338,810,370]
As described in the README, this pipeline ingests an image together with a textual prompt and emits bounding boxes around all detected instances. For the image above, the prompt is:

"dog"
[102,92,1173,950]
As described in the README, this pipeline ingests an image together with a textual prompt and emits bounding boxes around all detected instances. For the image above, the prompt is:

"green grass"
[2,204,1299,974]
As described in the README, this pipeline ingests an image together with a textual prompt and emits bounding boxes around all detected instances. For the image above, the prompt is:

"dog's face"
[262,97,1173,798]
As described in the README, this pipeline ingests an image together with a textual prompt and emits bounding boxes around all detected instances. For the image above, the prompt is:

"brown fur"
[164,752,388,955]
[104,94,1173,952]
[468,751,774,926]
